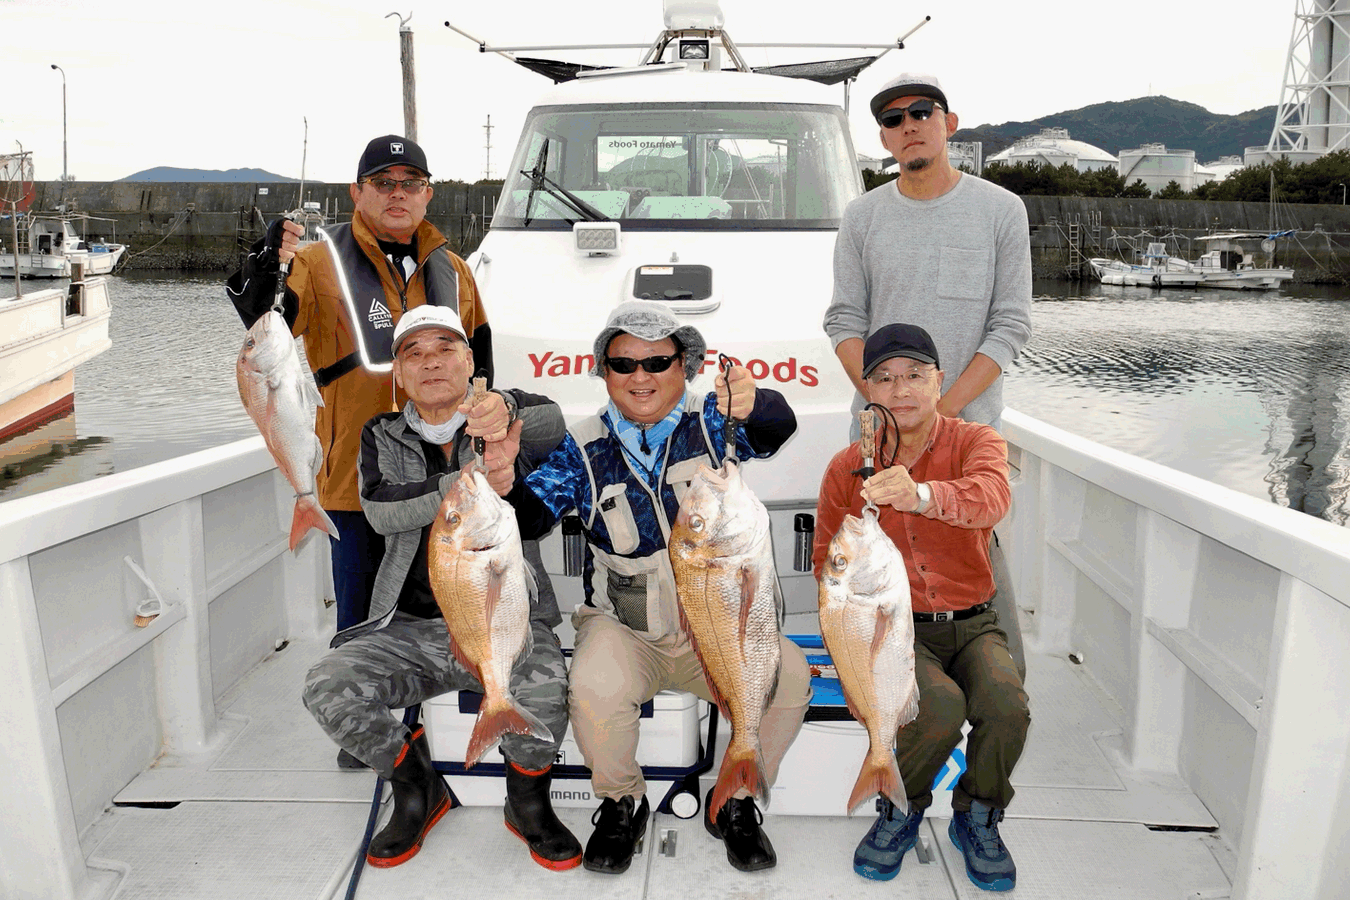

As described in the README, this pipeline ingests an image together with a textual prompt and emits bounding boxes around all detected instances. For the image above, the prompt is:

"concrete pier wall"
[17,182,1350,282]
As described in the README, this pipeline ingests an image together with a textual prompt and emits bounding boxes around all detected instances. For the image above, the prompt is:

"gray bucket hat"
[589,300,707,381]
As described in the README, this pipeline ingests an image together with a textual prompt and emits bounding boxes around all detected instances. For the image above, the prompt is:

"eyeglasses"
[866,369,934,388]
[878,99,942,129]
[363,177,431,195]
[605,354,681,375]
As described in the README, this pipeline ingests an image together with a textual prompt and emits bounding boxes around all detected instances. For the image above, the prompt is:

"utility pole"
[484,115,493,181]
[50,64,66,208]
[387,12,417,141]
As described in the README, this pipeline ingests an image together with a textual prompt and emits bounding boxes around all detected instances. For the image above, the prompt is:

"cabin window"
[493,103,860,230]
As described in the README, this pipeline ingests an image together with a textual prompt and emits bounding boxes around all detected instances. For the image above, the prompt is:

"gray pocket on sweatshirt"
[938,246,988,301]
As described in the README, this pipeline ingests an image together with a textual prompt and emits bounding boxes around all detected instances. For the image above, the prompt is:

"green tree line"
[863,150,1350,204]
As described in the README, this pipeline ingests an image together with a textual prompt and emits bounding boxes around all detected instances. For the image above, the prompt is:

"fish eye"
[688,515,705,532]
[832,554,847,569]
[447,513,461,527]
[245,338,255,349]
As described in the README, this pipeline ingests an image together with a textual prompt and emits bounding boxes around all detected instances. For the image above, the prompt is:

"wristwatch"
[912,482,932,514]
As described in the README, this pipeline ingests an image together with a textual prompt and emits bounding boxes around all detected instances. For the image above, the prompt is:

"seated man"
[302,305,580,871]
[812,323,1030,893]
[508,300,812,874]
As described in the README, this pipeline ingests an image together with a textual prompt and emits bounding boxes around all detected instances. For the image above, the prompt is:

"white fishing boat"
[0,272,112,441]
[0,214,128,279]
[1090,236,1294,291]
[1089,243,1203,287]
[4,5,1348,899]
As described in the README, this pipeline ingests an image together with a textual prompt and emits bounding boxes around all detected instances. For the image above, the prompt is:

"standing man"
[303,305,580,871]
[823,73,1033,676]
[228,136,493,673]
[508,300,812,875]
[814,324,1029,893]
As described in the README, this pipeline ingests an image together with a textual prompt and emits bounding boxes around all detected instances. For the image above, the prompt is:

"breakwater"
[20,182,1350,282]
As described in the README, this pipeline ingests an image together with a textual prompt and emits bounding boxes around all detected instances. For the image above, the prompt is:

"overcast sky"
[1,0,1297,184]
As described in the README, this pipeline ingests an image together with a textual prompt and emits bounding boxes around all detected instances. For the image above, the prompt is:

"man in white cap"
[507,300,812,875]
[302,305,582,872]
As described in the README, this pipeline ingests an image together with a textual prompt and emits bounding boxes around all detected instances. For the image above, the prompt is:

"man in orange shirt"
[813,323,1029,893]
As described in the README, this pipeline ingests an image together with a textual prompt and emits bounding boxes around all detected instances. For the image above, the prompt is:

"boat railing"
[1002,407,1350,900]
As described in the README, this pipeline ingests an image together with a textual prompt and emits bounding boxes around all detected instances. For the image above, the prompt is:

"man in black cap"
[812,323,1028,893]
[227,136,497,764]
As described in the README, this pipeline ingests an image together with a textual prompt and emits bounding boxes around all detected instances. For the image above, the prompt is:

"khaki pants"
[897,608,1030,813]
[569,605,812,802]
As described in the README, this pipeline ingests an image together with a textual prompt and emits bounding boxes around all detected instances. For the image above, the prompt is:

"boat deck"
[89,616,1233,900]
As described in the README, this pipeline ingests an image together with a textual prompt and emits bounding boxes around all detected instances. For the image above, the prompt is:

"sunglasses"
[605,354,681,374]
[879,99,942,129]
[362,177,431,195]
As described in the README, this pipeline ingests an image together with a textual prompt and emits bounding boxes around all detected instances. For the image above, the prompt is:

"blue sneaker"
[949,800,1016,891]
[853,797,923,881]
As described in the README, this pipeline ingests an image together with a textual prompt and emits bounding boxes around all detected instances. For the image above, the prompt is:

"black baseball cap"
[870,72,949,122]
[862,323,941,377]
[357,135,430,180]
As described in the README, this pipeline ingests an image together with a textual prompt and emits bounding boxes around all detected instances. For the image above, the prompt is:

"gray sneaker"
[853,797,924,881]
[949,799,1016,892]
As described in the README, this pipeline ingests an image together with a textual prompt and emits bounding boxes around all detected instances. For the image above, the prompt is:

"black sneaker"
[582,795,649,874]
[703,787,776,872]
[949,800,1016,891]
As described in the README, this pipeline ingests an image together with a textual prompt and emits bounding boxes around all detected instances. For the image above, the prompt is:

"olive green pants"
[897,608,1030,813]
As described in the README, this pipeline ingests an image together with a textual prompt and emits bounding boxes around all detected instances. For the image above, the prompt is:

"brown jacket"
[287,212,489,510]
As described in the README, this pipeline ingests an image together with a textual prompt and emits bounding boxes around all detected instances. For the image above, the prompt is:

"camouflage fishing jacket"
[341,388,564,649]
[514,389,796,640]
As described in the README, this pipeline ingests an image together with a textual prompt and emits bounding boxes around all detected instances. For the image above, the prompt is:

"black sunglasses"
[879,99,942,129]
[605,354,681,374]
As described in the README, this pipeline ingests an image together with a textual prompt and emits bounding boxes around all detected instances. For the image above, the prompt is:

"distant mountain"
[117,166,297,183]
[953,96,1277,164]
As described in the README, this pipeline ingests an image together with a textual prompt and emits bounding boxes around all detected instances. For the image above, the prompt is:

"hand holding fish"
[480,419,523,495]
[273,219,304,264]
[861,465,921,513]
[714,365,756,420]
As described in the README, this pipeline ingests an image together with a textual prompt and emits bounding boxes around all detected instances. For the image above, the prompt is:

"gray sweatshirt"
[824,173,1033,426]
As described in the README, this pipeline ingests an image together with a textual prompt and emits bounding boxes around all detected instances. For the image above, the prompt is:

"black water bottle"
[793,513,814,573]
[562,515,584,577]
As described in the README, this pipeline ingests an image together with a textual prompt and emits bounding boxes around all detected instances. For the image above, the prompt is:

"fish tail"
[289,494,339,552]
[463,695,554,769]
[846,750,908,818]
[709,745,768,825]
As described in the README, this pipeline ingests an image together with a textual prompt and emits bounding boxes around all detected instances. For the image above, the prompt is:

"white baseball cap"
[392,305,468,355]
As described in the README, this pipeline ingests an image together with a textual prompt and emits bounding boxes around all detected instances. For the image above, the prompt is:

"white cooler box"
[771,636,968,818]
[422,689,710,811]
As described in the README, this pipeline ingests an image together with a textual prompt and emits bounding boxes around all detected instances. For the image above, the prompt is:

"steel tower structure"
[1248,0,1350,166]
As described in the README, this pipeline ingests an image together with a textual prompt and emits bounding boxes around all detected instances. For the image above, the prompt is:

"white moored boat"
[1090,237,1294,291]
[0,214,128,280]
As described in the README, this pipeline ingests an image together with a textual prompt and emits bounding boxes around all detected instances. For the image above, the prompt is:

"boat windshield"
[492,103,860,231]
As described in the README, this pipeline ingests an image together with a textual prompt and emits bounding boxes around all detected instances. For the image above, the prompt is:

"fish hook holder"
[270,213,298,314]
[469,374,488,472]
[718,354,740,465]
[857,409,880,517]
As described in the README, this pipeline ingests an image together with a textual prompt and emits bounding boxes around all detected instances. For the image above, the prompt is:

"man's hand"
[275,219,303,264]
[714,365,757,419]
[460,391,511,443]
[861,465,921,512]
[481,419,523,495]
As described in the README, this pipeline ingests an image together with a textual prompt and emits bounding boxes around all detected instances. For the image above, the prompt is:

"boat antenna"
[297,117,308,212]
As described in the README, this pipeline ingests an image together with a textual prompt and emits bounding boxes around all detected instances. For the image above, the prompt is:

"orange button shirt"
[813,415,1011,614]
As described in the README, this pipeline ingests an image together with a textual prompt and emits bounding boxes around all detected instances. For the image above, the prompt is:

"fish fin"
[709,748,769,826]
[846,752,907,818]
[464,695,553,769]
[483,560,505,632]
[898,678,921,730]
[446,633,481,684]
[868,606,893,664]
[289,494,339,552]
[303,373,323,408]
[737,565,758,649]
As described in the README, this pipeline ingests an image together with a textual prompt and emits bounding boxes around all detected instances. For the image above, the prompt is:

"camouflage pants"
[302,612,569,776]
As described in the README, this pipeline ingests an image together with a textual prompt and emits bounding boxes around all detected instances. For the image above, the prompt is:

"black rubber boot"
[582,794,649,874]
[366,727,453,868]
[704,787,776,872]
[504,763,583,870]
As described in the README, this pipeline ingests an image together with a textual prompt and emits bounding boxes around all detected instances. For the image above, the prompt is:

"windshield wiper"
[520,138,610,225]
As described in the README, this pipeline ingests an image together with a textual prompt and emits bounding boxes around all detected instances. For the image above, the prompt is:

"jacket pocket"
[665,457,707,505]
[598,483,640,555]
[938,246,989,301]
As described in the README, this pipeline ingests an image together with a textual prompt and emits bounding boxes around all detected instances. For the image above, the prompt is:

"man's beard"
[903,156,933,173]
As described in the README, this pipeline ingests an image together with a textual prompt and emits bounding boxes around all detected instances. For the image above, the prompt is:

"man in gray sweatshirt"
[822,73,1032,893]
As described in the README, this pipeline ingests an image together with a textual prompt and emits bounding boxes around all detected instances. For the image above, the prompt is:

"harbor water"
[2,272,1348,526]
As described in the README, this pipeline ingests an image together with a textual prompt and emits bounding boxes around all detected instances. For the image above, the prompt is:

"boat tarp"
[509,54,880,86]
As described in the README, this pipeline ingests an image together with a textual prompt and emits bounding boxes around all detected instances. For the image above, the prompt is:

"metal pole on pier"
[50,65,67,209]
[387,12,417,142]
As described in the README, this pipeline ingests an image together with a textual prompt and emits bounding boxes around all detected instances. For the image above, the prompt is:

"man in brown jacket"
[227,135,491,678]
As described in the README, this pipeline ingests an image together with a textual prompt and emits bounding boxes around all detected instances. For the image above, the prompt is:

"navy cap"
[357,135,430,180]
[870,72,949,121]
[862,323,941,377]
